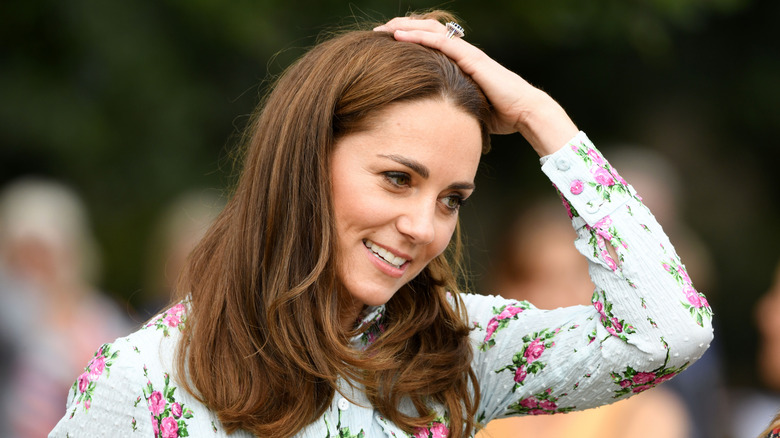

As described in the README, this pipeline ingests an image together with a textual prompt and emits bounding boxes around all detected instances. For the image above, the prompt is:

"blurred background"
[1,0,778,436]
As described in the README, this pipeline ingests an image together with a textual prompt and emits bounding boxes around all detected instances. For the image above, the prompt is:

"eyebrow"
[378,154,476,191]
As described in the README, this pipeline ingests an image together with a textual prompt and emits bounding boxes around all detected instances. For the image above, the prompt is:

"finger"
[391,29,484,74]
[374,17,445,34]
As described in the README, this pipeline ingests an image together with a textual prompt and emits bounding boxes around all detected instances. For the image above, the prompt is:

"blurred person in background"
[0,177,129,438]
[479,200,692,438]
[731,258,780,438]
[607,148,727,438]
[137,190,224,320]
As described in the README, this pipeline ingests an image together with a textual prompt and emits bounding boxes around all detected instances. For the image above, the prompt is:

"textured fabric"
[49,132,714,437]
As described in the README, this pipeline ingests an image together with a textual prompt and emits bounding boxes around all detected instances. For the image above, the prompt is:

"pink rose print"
[414,418,449,438]
[524,339,546,363]
[498,306,524,320]
[631,385,654,394]
[358,308,387,349]
[78,372,89,393]
[609,166,627,185]
[163,314,181,328]
[164,304,186,328]
[71,343,119,412]
[497,328,559,390]
[143,368,193,437]
[677,266,692,284]
[663,258,712,327]
[611,352,689,398]
[552,183,579,219]
[570,180,584,195]
[484,319,500,342]
[594,215,613,230]
[602,251,619,271]
[632,384,653,393]
[571,141,629,203]
[430,422,448,438]
[520,397,538,408]
[632,372,656,385]
[160,416,179,438]
[88,355,106,381]
[592,167,615,186]
[508,389,574,415]
[585,217,627,271]
[479,303,529,351]
[146,301,189,336]
[592,290,636,343]
[654,373,676,384]
[684,285,704,308]
[171,402,182,418]
[148,391,166,416]
[587,148,605,165]
[514,367,527,384]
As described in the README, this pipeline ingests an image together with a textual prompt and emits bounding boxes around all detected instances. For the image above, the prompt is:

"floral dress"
[49,132,713,437]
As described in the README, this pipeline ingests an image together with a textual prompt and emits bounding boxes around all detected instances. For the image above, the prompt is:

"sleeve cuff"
[540,131,635,226]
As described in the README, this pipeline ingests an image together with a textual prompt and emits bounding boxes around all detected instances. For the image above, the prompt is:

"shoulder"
[50,302,213,437]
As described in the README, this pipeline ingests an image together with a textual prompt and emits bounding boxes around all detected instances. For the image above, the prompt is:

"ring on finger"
[445,21,465,39]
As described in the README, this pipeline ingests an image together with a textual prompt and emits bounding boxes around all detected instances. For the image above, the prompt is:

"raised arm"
[375,17,577,157]
[376,16,714,423]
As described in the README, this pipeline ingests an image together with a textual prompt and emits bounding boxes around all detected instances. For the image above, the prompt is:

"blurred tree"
[1,0,778,390]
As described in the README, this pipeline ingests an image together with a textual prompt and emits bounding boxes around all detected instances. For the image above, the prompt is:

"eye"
[383,171,411,187]
[441,194,467,213]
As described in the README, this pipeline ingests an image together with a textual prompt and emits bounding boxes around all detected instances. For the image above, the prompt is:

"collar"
[350,304,386,348]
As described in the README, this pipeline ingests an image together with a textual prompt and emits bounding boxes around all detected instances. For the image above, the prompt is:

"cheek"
[425,221,458,261]
[332,187,385,237]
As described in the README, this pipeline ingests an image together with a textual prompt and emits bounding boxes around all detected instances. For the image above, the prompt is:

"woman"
[50,12,713,438]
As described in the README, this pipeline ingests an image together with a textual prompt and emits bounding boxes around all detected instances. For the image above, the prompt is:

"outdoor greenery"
[2,0,778,385]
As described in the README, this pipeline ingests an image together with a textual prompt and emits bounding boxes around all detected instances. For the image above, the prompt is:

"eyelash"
[384,171,411,187]
[382,171,468,214]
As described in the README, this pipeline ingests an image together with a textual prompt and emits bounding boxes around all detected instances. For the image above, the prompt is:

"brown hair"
[175,11,491,438]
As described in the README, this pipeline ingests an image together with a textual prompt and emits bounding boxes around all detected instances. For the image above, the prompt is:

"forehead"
[338,99,483,170]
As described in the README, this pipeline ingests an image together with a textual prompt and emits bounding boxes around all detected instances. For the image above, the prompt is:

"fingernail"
[373,25,386,31]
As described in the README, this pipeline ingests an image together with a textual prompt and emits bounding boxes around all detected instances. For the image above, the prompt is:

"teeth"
[364,240,408,268]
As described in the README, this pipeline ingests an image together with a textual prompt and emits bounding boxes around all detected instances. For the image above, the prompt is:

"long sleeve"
[466,131,714,423]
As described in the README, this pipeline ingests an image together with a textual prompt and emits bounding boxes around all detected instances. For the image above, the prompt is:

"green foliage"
[0,0,777,385]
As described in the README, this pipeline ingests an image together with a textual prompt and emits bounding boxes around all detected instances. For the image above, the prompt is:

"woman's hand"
[374,17,578,157]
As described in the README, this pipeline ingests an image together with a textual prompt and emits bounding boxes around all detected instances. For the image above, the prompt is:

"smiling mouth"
[364,240,409,269]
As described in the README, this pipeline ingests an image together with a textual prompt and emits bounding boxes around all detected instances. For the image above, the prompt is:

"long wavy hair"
[174,11,491,438]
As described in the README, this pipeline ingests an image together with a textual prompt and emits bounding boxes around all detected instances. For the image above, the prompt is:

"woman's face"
[330,98,482,315]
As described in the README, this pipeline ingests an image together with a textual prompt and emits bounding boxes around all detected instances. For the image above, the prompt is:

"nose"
[396,201,436,245]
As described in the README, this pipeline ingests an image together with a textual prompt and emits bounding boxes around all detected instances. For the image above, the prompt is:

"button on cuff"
[555,158,571,171]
